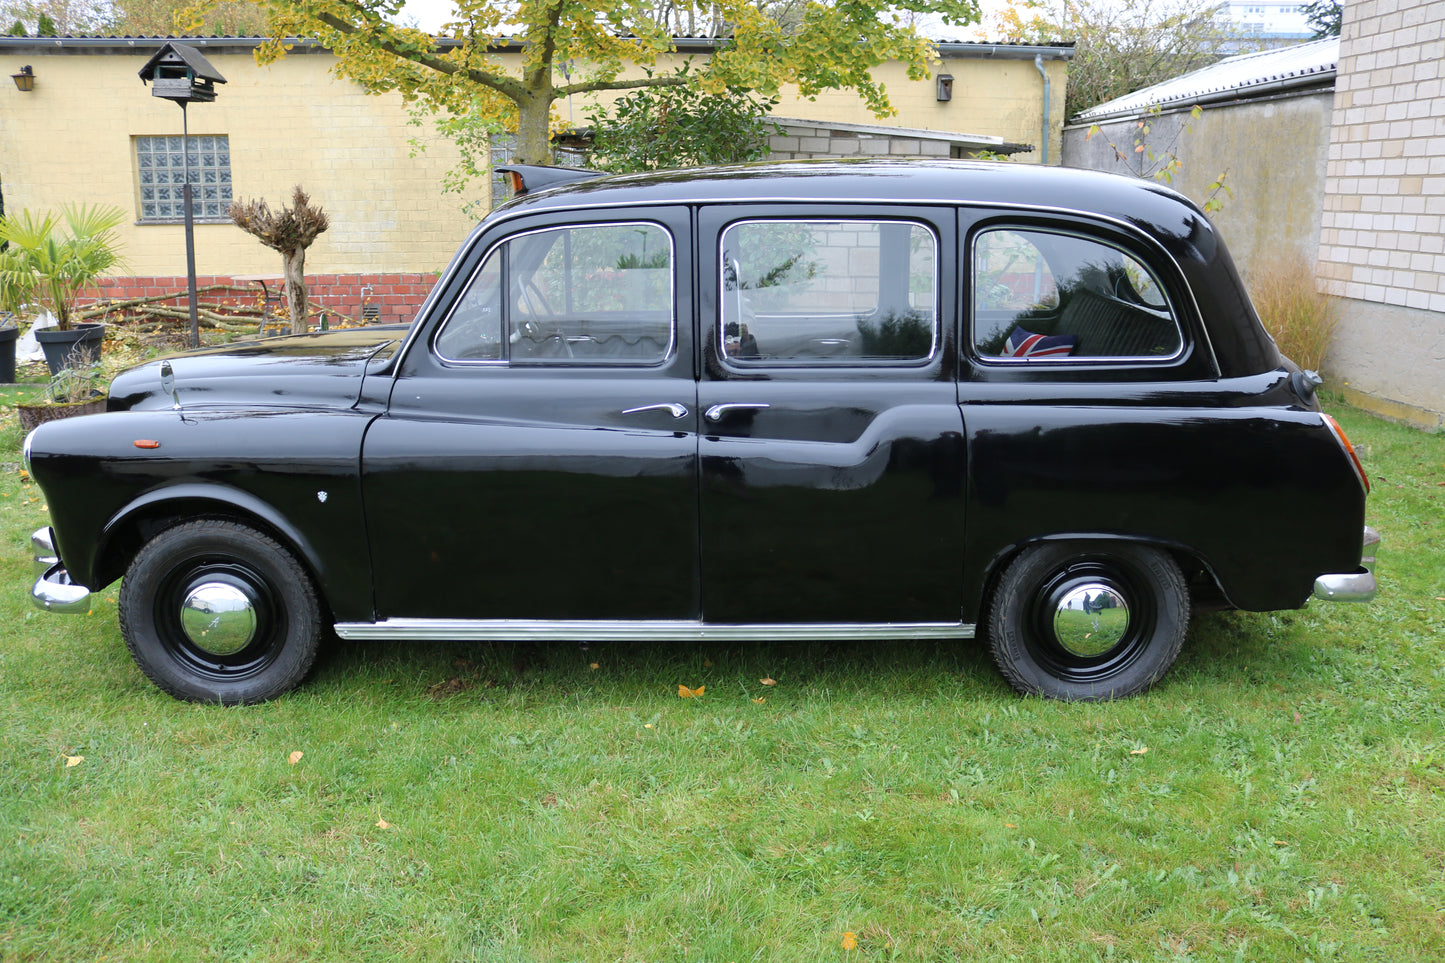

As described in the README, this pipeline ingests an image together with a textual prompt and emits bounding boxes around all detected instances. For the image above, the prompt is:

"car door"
[361,207,699,621]
[696,206,968,627]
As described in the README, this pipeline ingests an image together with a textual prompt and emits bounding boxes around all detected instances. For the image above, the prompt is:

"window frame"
[133,134,233,224]
[716,216,942,369]
[969,223,1188,367]
[431,219,678,368]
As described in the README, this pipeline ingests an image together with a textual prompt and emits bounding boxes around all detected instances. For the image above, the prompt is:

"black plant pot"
[0,325,16,384]
[36,323,105,376]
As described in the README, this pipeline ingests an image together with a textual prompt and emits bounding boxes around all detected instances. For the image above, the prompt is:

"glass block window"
[135,135,232,222]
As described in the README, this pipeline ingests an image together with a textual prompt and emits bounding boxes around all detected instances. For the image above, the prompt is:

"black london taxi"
[24,159,1378,704]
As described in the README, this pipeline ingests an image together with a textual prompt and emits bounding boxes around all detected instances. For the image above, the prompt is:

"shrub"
[1248,254,1340,372]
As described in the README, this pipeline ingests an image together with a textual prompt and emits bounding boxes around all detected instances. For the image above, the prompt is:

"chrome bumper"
[1313,526,1380,603]
[30,527,91,614]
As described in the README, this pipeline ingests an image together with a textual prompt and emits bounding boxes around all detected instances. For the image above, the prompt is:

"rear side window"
[435,222,673,365]
[720,220,938,364]
[973,228,1182,362]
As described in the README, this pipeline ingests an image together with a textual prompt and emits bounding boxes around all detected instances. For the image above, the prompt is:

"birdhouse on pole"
[138,42,226,104]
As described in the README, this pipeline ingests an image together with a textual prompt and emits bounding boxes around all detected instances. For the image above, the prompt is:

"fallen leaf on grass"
[678,684,704,698]
[63,755,84,768]
[376,817,391,829]
[288,750,304,765]
[752,697,766,704]
[841,932,858,951]
[1130,747,1149,756]
[590,662,600,670]
[760,677,776,686]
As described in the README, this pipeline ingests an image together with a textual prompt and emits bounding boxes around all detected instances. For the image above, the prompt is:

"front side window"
[973,228,1183,362]
[135,135,232,222]
[720,220,938,364]
[435,222,673,365]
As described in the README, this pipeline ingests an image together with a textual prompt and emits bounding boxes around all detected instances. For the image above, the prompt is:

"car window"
[720,220,938,364]
[435,222,673,365]
[973,228,1182,362]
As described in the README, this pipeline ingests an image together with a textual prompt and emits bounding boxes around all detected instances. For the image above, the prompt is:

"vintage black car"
[25,160,1378,703]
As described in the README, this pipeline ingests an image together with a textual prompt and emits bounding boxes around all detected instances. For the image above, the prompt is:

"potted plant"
[0,204,125,375]
[16,360,109,432]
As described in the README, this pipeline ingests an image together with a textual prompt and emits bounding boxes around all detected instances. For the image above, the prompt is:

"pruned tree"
[228,186,330,335]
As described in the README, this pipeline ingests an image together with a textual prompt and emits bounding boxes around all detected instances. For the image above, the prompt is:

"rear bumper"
[1312,526,1380,603]
[30,527,91,614]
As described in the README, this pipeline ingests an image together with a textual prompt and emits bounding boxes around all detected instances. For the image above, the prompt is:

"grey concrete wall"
[1061,90,1335,277]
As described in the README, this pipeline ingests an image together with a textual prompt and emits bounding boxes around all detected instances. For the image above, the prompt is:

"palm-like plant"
[0,204,125,331]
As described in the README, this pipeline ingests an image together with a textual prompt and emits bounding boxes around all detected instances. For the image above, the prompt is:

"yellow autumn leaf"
[1130,747,1149,756]
[376,817,391,829]
[842,931,858,951]
[63,754,84,768]
[589,662,600,670]
[752,696,766,704]
[760,677,776,686]
[678,684,704,698]
[288,750,304,765]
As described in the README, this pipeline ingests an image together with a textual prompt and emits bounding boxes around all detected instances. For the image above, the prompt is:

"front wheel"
[118,520,322,704]
[986,541,1190,701]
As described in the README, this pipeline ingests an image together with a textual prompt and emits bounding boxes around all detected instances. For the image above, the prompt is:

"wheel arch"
[974,531,1230,622]
[94,484,335,619]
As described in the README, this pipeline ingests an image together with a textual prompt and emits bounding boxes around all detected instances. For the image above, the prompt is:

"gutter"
[1034,54,1051,165]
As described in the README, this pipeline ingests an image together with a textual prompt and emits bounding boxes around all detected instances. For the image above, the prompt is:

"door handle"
[704,403,770,422]
[622,403,689,419]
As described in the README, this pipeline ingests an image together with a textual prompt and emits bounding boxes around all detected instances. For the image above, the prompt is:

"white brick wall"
[1318,0,1445,310]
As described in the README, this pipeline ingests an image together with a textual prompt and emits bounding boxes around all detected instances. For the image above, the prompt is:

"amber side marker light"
[507,171,526,196]
[1322,414,1369,493]
[134,439,161,449]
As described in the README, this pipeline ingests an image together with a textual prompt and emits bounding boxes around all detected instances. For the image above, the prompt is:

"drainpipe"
[1034,54,1051,165]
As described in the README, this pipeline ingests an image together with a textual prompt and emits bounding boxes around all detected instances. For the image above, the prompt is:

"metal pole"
[180,101,200,349]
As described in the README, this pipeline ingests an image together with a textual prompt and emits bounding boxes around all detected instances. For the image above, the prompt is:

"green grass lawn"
[1,399,1441,962]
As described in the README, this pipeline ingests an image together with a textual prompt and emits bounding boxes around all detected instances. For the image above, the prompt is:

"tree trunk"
[283,247,307,335]
[513,89,554,165]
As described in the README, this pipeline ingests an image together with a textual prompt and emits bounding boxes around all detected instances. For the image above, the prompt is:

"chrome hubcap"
[180,581,258,656]
[1052,582,1130,657]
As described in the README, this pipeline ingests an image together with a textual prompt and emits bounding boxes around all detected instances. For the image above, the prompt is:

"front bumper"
[1312,526,1380,603]
[30,527,91,614]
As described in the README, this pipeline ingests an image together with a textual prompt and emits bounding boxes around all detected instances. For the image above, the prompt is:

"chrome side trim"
[31,563,92,614]
[334,619,976,643]
[1313,525,1380,603]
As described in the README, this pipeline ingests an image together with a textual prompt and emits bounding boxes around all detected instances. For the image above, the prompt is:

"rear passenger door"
[696,206,967,626]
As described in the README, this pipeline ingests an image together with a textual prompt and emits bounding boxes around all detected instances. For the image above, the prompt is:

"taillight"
[1323,413,1369,494]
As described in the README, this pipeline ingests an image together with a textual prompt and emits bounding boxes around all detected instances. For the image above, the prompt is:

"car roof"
[490,158,1210,239]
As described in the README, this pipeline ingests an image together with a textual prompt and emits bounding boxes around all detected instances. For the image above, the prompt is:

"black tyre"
[986,541,1189,701]
[118,519,322,704]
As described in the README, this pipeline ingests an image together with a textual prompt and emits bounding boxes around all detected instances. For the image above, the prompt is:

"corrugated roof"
[1073,36,1338,123]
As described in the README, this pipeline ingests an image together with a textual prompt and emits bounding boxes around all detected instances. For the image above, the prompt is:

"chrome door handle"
[622,403,689,419]
[704,403,770,422]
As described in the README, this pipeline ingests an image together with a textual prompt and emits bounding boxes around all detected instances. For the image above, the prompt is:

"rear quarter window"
[973,228,1183,363]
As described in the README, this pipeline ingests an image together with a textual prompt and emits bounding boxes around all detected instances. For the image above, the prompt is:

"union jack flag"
[1007,327,1077,359]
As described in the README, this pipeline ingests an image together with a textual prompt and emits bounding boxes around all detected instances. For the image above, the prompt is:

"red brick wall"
[82,273,441,326]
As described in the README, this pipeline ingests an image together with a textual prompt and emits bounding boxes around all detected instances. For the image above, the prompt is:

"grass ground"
[1,396,1441,962]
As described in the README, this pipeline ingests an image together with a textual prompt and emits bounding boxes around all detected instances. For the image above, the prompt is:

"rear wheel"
[986,541,1189,701]
[118,520,322,704]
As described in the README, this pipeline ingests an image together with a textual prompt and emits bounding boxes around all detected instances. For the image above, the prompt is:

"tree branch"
[311,9,527,102]
[559,73,690,97]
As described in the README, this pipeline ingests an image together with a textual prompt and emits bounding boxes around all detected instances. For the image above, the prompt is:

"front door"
[361,208,699,621]
[696,206,967,626]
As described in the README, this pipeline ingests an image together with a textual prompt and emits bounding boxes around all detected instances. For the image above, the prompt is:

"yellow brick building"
[0,36,1070,320]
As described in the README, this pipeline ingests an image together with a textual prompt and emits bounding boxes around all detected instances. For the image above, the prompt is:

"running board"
[334,619,976,643]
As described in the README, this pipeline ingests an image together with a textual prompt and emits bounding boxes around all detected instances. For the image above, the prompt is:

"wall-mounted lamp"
[11,65,34,92]
[935,74,953,102]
